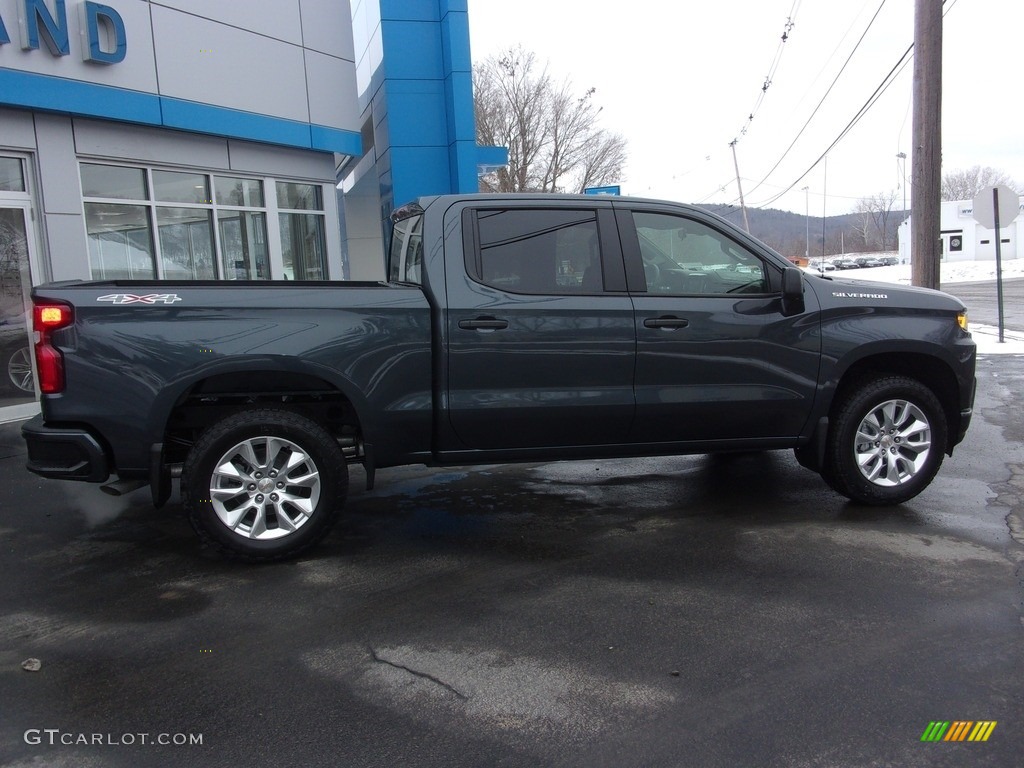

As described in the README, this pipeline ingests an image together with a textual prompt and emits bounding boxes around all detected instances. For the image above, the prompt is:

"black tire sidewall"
[825,376,947,505]
[182,409,347,561]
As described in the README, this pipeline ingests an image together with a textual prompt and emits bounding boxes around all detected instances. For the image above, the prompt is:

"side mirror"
[781,267,805,316]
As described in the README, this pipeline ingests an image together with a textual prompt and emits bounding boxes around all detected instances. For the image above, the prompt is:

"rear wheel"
[182,409,347,561]
[822,376,947,505]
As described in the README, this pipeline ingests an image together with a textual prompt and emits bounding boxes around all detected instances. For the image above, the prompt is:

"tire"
[181,409,348,561]
[822,375,947,506]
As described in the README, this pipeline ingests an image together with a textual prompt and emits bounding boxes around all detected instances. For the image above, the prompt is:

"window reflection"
[156,208,215,279]
[84,203,156,279]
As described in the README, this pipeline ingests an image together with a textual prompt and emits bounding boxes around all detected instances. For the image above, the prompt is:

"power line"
[743,0,890,200]
[752,43,913,208]
[734,0,802,141]
[750,0,962,210]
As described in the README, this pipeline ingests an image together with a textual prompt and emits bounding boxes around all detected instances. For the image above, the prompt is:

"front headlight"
[957,311,969,332]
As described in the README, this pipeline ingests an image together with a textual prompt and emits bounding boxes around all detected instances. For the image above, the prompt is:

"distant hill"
[695,204,907,260]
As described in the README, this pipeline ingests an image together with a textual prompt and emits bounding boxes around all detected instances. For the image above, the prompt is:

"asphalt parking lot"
[2,351,1024,767]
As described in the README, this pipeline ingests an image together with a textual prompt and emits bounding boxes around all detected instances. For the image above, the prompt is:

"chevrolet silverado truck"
[22,194,977,560]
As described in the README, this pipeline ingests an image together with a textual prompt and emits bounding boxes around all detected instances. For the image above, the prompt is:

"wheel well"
[833,353,961,452]
[162,371,362,465]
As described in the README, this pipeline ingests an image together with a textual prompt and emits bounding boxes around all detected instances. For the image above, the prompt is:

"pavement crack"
[368,647,468,700]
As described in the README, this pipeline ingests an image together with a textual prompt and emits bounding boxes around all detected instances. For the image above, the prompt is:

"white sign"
[972,185,1020,229]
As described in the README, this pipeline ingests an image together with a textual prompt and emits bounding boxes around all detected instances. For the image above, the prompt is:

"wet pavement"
[1,354,1023,767]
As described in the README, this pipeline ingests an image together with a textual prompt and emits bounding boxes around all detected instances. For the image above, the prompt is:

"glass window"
[473,209,600,294]
[0,206,35,405]
[216,177,264,207]
[389,213,423,284]
[81,164,147,200]
[0,158,25,192]
[156,208,215,279]
[277,182,322,211]
[84,203,156,279]
[153,170,210,204]
[280,213,326,281]
[80,163,333,282]
[219,211,269,280]
[631,212,772,295]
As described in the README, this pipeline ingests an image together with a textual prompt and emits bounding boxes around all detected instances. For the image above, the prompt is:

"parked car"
[877,256,899,266]
[855,257,884,268]
[831,258,859,270]
[808,260,836,272]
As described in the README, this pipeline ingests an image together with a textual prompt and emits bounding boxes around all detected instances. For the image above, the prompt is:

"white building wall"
[898,198,1023,264]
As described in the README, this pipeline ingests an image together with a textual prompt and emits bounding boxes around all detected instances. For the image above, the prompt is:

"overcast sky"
[466,0,1023,216]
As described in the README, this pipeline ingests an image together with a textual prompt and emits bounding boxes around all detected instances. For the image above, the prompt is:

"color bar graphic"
[921,721,996,742]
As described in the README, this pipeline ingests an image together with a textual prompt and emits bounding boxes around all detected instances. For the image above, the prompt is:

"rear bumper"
[21,415,110,482]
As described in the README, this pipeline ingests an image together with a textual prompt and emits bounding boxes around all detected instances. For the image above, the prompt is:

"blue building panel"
[357,0,496,221]
[443,71,476,144]
[310,124,363,156]
[386,81,448,147]
[389,145,451,204]
[449,139,480,195]
[439,9,472,76]
[0,69,162,124]
[380,20,444,80]
[379,0,439,22]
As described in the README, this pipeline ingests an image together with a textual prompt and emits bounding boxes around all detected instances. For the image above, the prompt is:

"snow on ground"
[804,257,1024,355]
[805,254,1024,286]
[970,325,1024,355]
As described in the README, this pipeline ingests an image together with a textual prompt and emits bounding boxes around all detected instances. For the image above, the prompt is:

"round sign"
[972,185,1020,229]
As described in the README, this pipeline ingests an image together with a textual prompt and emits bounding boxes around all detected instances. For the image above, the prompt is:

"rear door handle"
[458,317,510,331]
[643,316,689,329]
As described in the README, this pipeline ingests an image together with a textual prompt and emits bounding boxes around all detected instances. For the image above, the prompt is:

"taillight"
[33,302,73,394]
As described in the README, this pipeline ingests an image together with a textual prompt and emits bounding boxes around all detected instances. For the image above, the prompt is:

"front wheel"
[182,409,348,561]
[822,376,947,505]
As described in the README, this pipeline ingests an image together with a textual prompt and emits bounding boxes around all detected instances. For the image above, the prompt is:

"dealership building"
[0,0,504,420]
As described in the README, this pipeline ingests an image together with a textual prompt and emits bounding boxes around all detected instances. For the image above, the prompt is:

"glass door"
[0,155,39,419]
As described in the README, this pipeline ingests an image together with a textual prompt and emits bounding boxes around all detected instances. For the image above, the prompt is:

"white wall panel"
[33,113,80,215]
[73,118,230,168]
[151,5,309,122]
[42,213,90,281]
[150,0,302,45]
[300,0,354,60]
[227,140,333,181]
[0,108,36,149]
[305,50,359,131]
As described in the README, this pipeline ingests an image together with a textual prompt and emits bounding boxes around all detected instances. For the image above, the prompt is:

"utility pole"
[911,0,942,289]
[729,139,751,233]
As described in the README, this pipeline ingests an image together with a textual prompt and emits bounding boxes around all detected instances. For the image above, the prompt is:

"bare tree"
[854,190,900,250]
[941,166,1019,201]
[474,46,627,194]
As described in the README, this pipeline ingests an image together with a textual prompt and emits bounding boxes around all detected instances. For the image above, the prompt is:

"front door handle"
[458,317,510,331]
[643,316,689,329]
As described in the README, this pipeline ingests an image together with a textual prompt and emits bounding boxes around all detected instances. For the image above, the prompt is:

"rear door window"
[467,209,603,294]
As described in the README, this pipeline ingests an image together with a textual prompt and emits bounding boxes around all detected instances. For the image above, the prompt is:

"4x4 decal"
[97,294,183,305]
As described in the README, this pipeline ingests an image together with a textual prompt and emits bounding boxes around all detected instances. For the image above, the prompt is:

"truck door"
[618,206,821,445]
[443,203,636,451]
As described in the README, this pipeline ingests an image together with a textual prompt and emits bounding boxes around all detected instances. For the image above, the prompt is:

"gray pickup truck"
[22,194,976,560]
